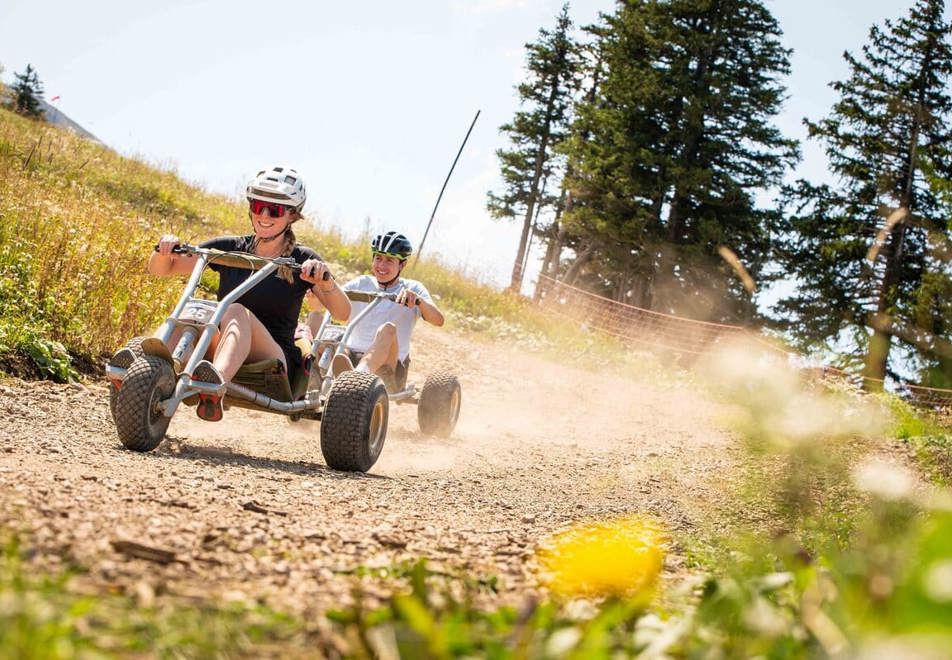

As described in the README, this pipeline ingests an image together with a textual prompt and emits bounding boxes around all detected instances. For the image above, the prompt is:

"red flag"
[50,96,60,102]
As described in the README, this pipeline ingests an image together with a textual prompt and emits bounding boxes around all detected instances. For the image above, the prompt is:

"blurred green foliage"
[321,345,952,657]
[0,536,309,659]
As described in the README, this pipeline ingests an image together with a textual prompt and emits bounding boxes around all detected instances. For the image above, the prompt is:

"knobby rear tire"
[108,336,147,420]
[418,371,461,437]
[320,371,389,472]
[114,355,175,452]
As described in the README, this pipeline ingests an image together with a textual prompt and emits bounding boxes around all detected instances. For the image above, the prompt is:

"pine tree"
[916,168,952,386]
[487,4,583,292]
[775,0,952,387]
[562,0,798,320]
[11,64,45,119]
[532,40,605,300]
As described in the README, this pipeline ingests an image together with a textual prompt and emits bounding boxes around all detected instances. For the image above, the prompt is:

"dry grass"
[0,107,601,381]
[0,108,249,377]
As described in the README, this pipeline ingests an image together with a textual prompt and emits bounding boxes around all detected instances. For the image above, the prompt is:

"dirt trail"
[0,325,739,616]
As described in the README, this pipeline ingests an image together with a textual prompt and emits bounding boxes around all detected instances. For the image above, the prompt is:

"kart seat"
[233,359,294,402]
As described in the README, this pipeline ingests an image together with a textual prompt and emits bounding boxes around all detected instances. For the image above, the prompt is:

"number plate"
[181,301,216,324]
[320,326,345,342]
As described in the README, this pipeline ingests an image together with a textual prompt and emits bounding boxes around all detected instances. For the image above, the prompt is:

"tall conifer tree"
[562,0,798,320]
[775,0,952,386]
[488,4,583,292]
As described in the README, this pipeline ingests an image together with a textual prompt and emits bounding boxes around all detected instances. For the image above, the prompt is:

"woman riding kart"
[131,166,350,421]
[305,231,444,392]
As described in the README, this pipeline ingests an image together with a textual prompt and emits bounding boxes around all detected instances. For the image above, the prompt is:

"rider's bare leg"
[355,322,399,374]
[303,289,325,339]
[212,303,286,382]
[304,311,322,338]
[153,324,221,356]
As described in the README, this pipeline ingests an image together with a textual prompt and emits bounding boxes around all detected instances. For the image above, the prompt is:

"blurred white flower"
[857,635,952,660]
[923,560,952,603]
[545,627,581,656]
[744,596,790,636]
[852,459,915,501]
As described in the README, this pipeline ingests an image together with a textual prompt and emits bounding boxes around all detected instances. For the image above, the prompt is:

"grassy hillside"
[4,106,952,658]
[0,108,238,378]
[0,107,550,381]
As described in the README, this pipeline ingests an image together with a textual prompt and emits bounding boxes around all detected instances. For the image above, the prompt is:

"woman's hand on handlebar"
[148,234,192,276]
[304,260,350,321]
[300,259,332,286]
[157,234,181,257]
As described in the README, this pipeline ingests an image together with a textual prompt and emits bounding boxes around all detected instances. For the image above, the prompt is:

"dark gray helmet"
[371,231,413,260]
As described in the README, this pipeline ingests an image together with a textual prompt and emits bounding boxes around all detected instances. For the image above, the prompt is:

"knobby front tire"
[113,355,175,452]
[321,371,389,472]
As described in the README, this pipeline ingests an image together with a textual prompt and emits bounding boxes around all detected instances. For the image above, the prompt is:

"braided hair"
[274,226,297,284]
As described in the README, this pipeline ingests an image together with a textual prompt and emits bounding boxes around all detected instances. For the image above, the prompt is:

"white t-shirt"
[342,275,432,361]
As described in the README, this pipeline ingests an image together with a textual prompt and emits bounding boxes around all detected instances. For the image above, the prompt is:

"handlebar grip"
[153,244,187,253]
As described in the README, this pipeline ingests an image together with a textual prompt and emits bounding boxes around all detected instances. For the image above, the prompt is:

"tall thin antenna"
[414,109,481,265]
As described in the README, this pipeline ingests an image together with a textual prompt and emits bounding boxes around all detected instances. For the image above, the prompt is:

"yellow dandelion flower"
[538,515,667,600]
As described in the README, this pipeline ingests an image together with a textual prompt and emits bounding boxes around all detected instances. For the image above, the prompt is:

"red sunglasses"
[249,199,293,217]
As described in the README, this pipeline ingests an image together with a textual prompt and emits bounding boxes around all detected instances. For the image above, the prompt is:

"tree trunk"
[863,59,927,388]
[535,201,567,301]
[631,270,653,309]
[533,54,597,294]
[659,7,723,303]
[863,325,893,390]
[613,268,632,302]
[509,155,546,291]
[509,55,570,292]
[517,174,552,294]
[563,244,595,287]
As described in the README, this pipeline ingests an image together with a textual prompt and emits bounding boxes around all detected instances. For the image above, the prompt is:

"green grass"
[0,108,245,380]
[875,392,952,487]
[0,535,311,659]
[327,559,658,658]
[907,433,952,486]
[324,500,952,657]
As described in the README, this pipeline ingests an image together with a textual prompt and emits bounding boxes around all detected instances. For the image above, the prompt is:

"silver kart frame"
[104,245,420,423]
[310,290,420,405]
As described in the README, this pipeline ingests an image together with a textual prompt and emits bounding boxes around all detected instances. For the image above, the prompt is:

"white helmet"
[246,166,306,210]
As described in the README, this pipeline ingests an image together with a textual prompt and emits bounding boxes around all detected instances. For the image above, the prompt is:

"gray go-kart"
[105,244,461,472]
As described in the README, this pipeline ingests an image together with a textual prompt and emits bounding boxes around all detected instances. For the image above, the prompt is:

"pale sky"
[0,0,925,291]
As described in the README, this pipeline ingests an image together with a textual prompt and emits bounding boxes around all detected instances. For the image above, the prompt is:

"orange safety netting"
[537,274,760,355]
[536,274,952,411]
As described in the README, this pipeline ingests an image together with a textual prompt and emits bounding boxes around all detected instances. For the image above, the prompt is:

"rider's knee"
[376,322,397,341]
[222,303,249,321]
